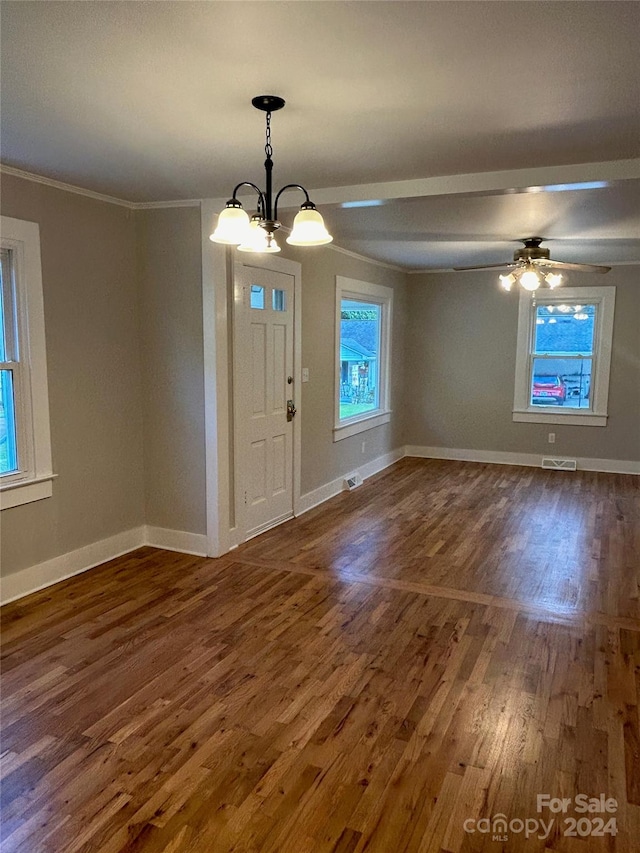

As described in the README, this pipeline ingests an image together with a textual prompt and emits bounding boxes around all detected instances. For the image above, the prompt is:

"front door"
[234,262,296,539]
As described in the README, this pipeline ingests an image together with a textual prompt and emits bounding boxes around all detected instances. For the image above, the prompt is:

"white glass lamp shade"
[286,206,333,246]
[238,219,281,254]
[519,269,541,291]
[499,273,516,291]
[209,205,251,245]
[544,272,563,289]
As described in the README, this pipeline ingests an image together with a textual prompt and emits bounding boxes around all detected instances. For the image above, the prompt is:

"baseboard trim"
[296,477,344,516]
[296,446,404,516]
[405,445,640,475]
[359,447,405,480]
[571,457,640,475]
[1,525,210,605]
[144,525,208,557]
[0,526,146,605]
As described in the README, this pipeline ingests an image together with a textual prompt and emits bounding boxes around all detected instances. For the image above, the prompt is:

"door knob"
[287,400,297,421]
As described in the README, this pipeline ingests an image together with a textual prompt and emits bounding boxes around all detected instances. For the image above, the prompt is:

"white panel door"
[235,263,295,539]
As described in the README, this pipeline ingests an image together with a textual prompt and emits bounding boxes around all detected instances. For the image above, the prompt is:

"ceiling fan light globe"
[210,205,251,245]
[286,208,333,246]
[519,270,541,291]
[499,273,516,291]
[545,272,563,289]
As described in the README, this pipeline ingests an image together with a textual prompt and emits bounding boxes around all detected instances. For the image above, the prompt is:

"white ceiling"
[1,1,639,269]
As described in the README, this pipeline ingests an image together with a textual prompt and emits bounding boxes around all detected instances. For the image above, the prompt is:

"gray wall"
[136,207,206,534]
[0,175,145,576]
[1,172,636,582]
[404,267,640,462]
[282,245,408,494]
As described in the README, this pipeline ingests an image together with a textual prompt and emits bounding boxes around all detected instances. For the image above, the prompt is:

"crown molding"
[134,199,201,210]
[0,164,201,210]
[0,164,135,207]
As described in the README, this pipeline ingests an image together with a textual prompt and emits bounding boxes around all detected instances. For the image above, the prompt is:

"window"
[272,289,286,312]
[513,286,616,427]
[0,216,53,509]
[250,284,265,309]
[334,276,393,440]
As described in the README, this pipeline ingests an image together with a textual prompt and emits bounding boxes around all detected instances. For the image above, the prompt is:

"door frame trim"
[202,199,301,557]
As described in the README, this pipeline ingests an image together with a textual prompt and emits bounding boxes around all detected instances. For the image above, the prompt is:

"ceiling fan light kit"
[499,265,563,292]
[210,96,333,253]
[455,237,611,293]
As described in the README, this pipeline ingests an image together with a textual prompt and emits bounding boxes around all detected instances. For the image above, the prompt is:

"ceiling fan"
[453,237,611,292]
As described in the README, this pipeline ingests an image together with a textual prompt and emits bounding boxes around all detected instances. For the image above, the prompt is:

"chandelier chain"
[265,111,273,159]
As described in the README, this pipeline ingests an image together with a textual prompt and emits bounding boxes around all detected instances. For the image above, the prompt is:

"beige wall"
[0,175,144,576]
[137,207,206,534]
[404,266,640,462]
[1,172,636,584]
[281,245,408,494]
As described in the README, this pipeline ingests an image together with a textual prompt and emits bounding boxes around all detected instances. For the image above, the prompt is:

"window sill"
[513,410,607,427]
[333,410,391,441]
[0,474,55,509]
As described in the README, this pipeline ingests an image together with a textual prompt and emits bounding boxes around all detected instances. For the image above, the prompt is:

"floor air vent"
[344,472,363,490]
[542,457,577,471]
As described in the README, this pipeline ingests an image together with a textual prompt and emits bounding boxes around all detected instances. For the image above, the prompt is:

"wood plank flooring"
[1,458,639,852]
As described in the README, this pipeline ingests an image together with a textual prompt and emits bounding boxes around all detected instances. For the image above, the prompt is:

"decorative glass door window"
[250,284,265,309]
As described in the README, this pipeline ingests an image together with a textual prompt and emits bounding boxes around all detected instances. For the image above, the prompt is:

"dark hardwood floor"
[1,458,639,852]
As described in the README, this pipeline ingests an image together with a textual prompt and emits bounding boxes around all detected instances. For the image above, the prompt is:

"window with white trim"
[334,277,392,441]
[513,286,616,427]
[0,216,53,509]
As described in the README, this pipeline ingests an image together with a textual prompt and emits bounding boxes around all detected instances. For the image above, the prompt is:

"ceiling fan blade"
[539,259,612,273]
[452,262,519,271]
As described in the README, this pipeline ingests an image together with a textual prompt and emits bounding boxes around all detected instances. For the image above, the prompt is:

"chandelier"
[209,96,333,253]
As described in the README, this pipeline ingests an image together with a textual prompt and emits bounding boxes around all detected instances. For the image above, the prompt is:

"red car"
[532,374,567,405]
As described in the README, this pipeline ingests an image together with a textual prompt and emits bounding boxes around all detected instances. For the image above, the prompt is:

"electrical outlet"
[302,368,309,383]
[361,441,366,454]
[548,432,556,444]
